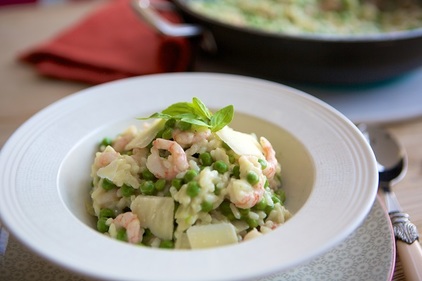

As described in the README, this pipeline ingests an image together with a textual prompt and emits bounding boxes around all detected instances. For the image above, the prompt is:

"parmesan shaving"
[216,126,263,157]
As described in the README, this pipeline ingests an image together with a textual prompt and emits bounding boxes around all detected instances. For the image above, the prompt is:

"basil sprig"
[139,97,234,132]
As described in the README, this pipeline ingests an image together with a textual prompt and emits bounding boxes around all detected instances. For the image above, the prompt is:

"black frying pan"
[133,0,422,85]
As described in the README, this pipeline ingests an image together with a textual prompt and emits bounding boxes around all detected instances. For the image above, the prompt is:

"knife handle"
[396,240,422,281]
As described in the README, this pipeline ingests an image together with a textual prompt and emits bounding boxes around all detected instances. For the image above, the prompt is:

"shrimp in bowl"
[89,97,291,249]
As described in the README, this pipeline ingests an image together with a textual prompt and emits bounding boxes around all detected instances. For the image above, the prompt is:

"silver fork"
[0,220,9,265]
[0,150,10,259]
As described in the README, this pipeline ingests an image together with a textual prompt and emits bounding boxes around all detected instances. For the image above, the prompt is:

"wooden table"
[0,1,421,280]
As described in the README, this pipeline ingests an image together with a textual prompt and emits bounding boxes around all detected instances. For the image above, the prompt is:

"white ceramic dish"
[0,73,378,281]
[1,197,395,281]
[270,197,395,281]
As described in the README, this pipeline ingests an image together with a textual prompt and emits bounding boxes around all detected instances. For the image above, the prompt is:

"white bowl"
[0,73,378,281]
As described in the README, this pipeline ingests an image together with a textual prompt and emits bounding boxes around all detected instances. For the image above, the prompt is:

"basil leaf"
[210,105,234,132]
[138,97,234,132]
[162,102,194,116]
[138,112,172,120]
[192,97,212,120]
[171,113,209,127]
[172,112,196,118]
[180,117,211,127]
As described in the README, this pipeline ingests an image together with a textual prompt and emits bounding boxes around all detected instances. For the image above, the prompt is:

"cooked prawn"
[94,146,119,168]
[172,128,211,148]
[130,147,149,166]
[227,178,265,209]
[112,126,137,152]
[146,138,189,180]
[259,137,278,180]
[227,155,265,209]
[112,212,142,244]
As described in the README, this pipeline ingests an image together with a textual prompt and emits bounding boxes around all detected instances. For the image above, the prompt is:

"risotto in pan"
[188,0,422,35]
[89,98,291,249]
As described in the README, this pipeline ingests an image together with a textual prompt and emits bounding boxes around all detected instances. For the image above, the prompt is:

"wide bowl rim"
[0,72,378,281]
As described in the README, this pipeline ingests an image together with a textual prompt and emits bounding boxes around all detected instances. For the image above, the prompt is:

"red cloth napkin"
[18,0,192,84]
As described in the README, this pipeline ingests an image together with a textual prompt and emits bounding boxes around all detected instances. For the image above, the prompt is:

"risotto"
[89,98,291,249]
[187,0,422,35]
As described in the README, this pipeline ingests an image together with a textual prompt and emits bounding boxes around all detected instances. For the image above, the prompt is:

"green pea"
[199,152,213,166]
[140,181,155,195]
[201,200,214,212]
[214,160,228,174]
[159,240,174,249]
[184,169,198,183]
[120,184,135,197]
[101,178,116,191]
[186,181,200,197]
[161,128,173,140]
[225,213,236,221]
[239,207,250,218]
[177,121,191,131]
[246,171,260,185]
[100,137,113,147]
[99,208,115,218]
[154,179,166,191]
[258,158,267,170]
[214,185,222,196]
[228,154,235,164]
[142,169,156,180]
[232,165,240,178]
[219,200,232,215]
[116,228,127,241]
[265,204,275,215]
[254,198,267,211]
[246,217,259,228]
[165,118,176,128]
[97,217,109,233]
[272,194,281,204]
[171,178,183,190]
[155,128,164,139]
[275,189,286,204]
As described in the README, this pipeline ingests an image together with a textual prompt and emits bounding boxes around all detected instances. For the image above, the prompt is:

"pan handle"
[131,0,202,37]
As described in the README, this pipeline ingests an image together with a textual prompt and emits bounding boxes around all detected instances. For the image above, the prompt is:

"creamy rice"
[88,99,291,249]
[188,0,422,35]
